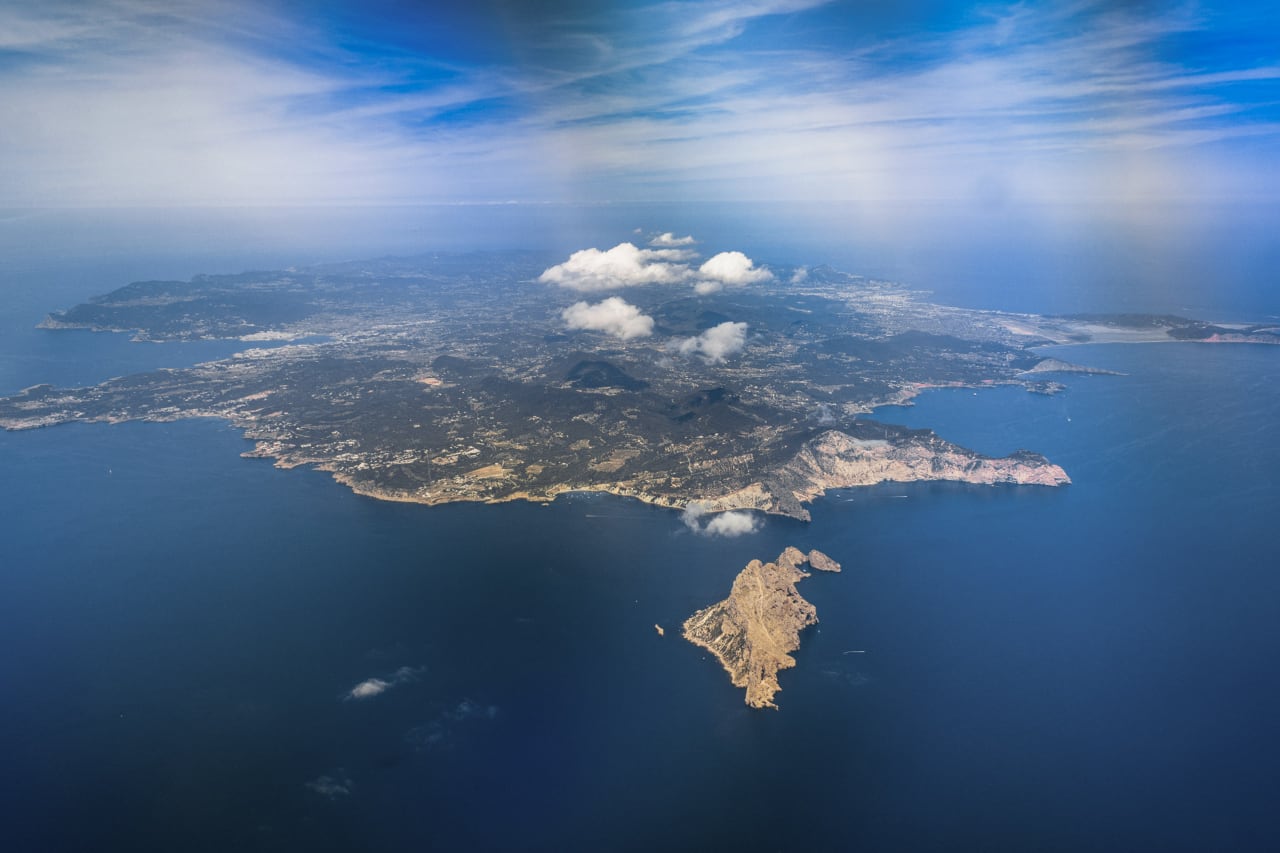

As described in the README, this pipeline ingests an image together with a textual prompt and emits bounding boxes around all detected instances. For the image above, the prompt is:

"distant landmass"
[3,248,1276,708]
[5,252,1273,520]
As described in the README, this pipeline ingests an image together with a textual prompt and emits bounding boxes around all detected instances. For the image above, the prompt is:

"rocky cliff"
[701,428,1070,520]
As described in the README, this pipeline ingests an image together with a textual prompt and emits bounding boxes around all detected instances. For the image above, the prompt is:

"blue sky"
[1,0,1277,206]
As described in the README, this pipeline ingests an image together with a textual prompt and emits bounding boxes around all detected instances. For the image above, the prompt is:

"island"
[807,549,841,572]
[683,546,829,709]
[2,248,1271,522]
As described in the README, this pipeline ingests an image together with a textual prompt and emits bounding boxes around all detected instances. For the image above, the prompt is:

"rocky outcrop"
[701,429,1070,520]
[807,549,841,572]
[683,547,830,709]
[1019,358,1122,376]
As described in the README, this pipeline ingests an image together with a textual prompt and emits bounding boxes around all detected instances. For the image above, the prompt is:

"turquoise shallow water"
[2,210,1279,850]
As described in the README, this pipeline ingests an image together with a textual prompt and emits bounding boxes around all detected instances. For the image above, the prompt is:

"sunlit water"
[1,209,1277,851]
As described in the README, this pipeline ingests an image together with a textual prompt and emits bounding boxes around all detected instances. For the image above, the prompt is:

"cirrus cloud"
[0,1,1274,207]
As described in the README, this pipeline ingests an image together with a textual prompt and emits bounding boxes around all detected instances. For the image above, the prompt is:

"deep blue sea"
[1,208,1278,851]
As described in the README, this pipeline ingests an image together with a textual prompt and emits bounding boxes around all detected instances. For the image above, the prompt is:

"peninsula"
[3,248,1265,520]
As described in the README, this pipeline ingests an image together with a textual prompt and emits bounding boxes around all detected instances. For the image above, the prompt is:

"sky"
[1,0,1278,207]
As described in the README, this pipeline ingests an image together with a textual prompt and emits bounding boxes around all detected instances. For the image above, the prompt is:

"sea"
[1,206,1278,852]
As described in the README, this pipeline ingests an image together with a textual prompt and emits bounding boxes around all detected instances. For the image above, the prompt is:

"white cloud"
[348,678,390,700]
[447,699,499,721]
[306,771,353,799]
[644,247,699,262]
[790,266,809,284]
[676,321,748,363]
[694,252,773,293]
[345,665,423,701]
[406,698,500,752]
[0,1,1273,206]
[681,503,762,537]
[650,232,696,247]
[539,243,692,292]
[562,297,655,340]
[704,512,762,536]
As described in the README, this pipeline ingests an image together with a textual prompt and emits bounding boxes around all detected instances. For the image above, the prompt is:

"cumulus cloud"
[681,504,762,537]
[540,241,774,296]
[650,232,696,247]
[306,771,353,799]
[676,321,748,363]
[790,266,809,284]
[344,665,423,701]
[644,247,699,262]
[705,512,763,536]
[539,242,692,292]
[562,297,655,340]
[693,251,773,294]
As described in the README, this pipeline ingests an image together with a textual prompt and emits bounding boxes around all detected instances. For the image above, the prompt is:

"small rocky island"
[684,547,839,709]
[807,549,841,572]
